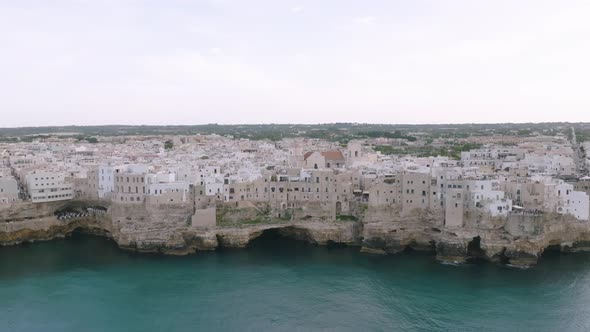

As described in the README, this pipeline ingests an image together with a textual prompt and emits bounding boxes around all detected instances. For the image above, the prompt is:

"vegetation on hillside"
[0,122,579,144]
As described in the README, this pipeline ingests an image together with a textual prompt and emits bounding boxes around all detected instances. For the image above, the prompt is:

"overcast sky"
[2,0,590,127]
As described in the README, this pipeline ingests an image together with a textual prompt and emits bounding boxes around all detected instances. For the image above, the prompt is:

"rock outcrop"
[360,209,590,267]
[2,200,590,268]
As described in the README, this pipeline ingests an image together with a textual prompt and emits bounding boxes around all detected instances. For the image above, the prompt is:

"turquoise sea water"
[2,232,590,332]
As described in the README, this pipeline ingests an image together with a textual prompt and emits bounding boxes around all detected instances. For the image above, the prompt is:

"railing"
[55,208,107,221]
[509,209,544,216]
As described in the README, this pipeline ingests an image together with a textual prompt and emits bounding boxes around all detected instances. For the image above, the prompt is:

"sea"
[1,231,590,332]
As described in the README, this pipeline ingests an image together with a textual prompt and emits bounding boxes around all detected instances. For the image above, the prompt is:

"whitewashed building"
[0,177,18,204]
[25,171,73,203]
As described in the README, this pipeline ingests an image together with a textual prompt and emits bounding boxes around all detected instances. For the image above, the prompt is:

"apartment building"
[25,171,73,203]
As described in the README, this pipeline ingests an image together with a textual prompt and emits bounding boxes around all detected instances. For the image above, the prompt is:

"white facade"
[97,165,115,198]
[464,180,512,217]
[568,191,590,221]
[147,181,191,202]
[25,171,73,203]
[0,177,18,204]
[544,182,590,221]
[205,181,223,197]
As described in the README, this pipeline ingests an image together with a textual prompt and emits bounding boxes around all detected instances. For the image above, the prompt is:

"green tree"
[164,140,174,150]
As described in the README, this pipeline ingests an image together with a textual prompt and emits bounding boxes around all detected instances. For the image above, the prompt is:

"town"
[2,124,590,223]
[1,123,590,267]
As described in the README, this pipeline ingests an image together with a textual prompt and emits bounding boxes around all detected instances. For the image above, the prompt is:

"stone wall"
[191,207,216,228]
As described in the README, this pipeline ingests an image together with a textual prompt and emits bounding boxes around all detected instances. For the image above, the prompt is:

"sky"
[1,0,590,127]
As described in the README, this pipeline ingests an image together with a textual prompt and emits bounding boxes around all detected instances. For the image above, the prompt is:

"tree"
[164,140,173,150]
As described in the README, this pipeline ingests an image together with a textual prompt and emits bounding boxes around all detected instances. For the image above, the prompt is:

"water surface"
[1,233,590,332]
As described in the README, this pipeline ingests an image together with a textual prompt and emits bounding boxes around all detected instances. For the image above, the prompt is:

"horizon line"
[1,121,588,130]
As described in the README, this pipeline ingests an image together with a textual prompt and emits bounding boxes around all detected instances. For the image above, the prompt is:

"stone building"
[0,177,18,204]
[303,151,345,169]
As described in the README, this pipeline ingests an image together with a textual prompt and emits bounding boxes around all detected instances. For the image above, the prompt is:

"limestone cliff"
[2,200,590,268]
[360,208,590,267]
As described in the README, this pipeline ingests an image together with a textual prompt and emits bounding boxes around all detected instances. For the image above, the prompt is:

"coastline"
[3,200,590,268]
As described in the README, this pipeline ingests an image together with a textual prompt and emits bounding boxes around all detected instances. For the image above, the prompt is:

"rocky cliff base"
[3,216,590,268]
[3,201,590,268]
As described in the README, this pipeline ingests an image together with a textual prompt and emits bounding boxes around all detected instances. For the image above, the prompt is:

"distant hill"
[0,122,589,143]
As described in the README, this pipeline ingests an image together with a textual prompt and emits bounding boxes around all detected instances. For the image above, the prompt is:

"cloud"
[354,16,377,25]
[2,0,590,126]
[291,6,304,13]
[138,52,282,93]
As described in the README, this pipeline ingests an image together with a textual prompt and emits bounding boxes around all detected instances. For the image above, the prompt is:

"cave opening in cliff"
[247,227,315,251]
[537,244,570,265]
[495,248,510,265]
[404,240,436,253]
[70,227,112,239]
[540,244,563,260]
[326,240,348,249]
[467,236,486,262]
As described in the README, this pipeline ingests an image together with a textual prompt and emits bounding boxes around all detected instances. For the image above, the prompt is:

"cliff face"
[360,208,590,267]
[109,201,194,254]
[0,201,112,245]
[2,200,590,268]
